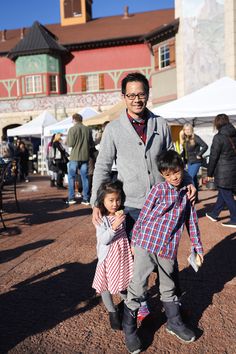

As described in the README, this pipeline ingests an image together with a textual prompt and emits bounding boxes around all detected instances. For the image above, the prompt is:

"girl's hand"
[112,214,126,231]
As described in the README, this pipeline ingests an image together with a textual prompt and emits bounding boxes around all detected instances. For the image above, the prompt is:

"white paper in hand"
[187,251,200,272]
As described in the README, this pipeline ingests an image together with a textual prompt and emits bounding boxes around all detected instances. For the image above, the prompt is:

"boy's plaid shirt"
[131,181,203,259]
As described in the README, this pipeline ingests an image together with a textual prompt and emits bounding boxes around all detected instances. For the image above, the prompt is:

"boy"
[122,150,204,354]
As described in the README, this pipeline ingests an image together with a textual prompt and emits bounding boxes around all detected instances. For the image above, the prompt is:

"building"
[0,0,178,136]
[1,0,235,139]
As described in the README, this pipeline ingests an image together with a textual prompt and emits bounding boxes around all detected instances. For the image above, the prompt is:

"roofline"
[7,48,67,60]
[64,35,143,50]
[142,19,179,44]
[62,19,179,51]
[1,19,179,57]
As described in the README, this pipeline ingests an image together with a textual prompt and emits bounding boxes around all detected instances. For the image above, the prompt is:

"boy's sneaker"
[205,213,218,222]
[221,220,236,228]
[137,303,150,322]
[81,200,90,206]
[65,199,76,205]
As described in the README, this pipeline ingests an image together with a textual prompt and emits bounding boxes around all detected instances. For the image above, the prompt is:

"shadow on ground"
[0,260,98,353]
[0,239,55,264]
[2,196,92,228]
[136,232,236,350]
[179,232,236,328]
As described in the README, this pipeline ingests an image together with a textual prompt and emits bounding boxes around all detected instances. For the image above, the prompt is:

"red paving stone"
[0,175,235,353]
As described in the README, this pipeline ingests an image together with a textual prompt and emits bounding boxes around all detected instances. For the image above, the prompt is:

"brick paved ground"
[0,175,235,354]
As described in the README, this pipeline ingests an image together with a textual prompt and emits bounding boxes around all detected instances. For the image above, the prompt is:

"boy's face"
[161,168,184,188]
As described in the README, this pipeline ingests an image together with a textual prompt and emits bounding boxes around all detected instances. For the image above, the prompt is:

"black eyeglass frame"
[125,93,147,100]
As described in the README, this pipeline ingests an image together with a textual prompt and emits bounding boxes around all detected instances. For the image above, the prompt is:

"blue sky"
[0,0,174,30]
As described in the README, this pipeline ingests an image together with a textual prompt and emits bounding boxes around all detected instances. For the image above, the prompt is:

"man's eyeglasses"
[125,93,147,100]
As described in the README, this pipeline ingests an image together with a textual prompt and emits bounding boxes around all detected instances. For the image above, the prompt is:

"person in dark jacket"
[179,123,208,198]
[17,141,30,182]
[52,133,68,189]
[206,113,236,228]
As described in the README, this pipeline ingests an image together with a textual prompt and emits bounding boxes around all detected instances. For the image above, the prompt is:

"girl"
[179,123,208,200]
[92,180,133,330]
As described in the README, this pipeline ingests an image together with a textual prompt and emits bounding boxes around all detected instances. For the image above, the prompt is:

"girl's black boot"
[109,309,122,330]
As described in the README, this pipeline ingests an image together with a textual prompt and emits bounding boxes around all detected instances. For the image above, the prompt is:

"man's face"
[123,81,148,118]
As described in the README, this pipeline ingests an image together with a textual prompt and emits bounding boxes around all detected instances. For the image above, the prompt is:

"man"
[91,72,196,353]
[91,72,195,223]
[66,113,90,205]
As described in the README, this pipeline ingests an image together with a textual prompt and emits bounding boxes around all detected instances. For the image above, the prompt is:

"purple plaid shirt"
[132,181,203,259]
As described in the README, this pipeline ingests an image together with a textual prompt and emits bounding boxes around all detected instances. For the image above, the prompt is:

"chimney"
[123,6,129,19]
[1,29,6,42]
[20,27,25,39]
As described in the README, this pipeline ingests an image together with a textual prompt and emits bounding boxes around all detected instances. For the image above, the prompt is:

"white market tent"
[44,107,99,136]
[7,110,57,137]
[7,110,57,175]
[152,77,236,126]
[152,77,236,154]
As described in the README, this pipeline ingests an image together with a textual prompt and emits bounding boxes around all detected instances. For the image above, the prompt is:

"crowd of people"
[0,137,30,183]
[17,71,235,354]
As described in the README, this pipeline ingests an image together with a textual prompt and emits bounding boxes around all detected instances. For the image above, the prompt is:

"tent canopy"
[7,110,57,137]
[44,107,99,136]
[84,101,125,126]
[152,77,236,125]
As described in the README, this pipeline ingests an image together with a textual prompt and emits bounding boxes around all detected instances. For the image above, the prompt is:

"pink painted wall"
[66,43,151,91]
[0,58,16,79]
[0,58,17,97]
[0,43,151,97]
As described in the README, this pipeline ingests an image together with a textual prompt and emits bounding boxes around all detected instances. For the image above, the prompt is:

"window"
[81,73,104,92]
[87,74,99,92]
[159,45,170,69]
[25,75,42,94]
[49,75,58,92]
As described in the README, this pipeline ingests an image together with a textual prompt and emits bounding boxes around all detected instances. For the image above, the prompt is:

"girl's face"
[183,126,192,136]
[104,192,121,215]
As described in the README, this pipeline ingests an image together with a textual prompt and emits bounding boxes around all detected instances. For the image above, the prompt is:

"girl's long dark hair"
[96,180,125,216]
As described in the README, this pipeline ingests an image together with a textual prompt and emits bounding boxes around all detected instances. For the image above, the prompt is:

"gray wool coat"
[91,108,173,209]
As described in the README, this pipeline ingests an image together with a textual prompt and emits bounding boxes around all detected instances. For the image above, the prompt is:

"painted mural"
[182,0,225,93]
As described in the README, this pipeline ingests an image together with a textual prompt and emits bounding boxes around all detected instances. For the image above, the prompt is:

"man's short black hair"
[121,72,149,97]
[157,150,184,173]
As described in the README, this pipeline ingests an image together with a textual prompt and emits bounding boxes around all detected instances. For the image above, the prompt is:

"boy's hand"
[196,253,204,266]
[187,183,197,204]
[112,214,126,231]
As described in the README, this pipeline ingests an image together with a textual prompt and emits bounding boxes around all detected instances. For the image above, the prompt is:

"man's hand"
[92,206,103,227]
[207,176,214,181]
[187,183,197,204]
